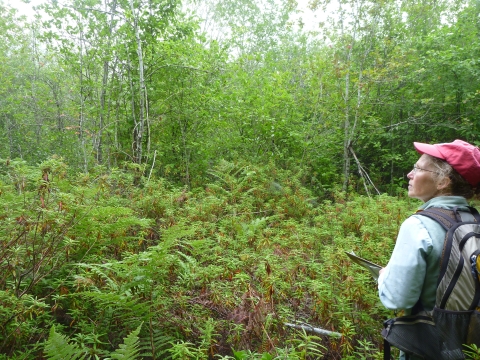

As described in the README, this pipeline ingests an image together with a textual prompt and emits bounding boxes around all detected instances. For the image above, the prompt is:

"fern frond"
[44,326,86,360]
[107,323,143,360]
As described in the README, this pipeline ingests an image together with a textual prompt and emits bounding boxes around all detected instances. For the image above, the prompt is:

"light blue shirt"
[378,196,470,313]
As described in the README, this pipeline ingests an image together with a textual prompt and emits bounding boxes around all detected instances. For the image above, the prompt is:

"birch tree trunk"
[130,0,147,165]
[97,0,118,164]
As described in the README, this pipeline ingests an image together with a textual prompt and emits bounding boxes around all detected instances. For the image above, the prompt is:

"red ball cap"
[414,139,480,188]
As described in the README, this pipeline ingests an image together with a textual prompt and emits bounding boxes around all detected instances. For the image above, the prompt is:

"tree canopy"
[1,0,478,193]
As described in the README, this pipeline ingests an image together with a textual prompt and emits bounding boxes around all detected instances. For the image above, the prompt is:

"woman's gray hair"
[426,154,475,199]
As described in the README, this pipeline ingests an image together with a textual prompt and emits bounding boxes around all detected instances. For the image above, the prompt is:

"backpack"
[382,206,480,360]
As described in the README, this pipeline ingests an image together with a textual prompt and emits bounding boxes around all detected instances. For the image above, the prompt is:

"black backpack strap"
[410,299,424,315]
[383,339,391,360]
[468,206,480,222]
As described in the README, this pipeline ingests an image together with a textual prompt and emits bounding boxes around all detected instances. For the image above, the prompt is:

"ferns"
[44,326,86,360]
[0,157,419,359]
[44,324,143,360]
[106,324,142,360]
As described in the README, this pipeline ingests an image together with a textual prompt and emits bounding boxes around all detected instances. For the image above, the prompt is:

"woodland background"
[1,0,480,358]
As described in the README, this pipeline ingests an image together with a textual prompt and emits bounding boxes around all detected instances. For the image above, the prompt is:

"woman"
[378,139,480,359]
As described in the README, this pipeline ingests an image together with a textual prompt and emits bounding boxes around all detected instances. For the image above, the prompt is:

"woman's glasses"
[412,165,440,174]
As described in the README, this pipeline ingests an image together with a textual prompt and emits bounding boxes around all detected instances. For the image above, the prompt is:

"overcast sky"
[4,0,327,33]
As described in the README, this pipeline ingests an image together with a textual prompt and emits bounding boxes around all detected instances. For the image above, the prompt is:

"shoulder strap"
[383,339,391,360]
[416,208,457,230]
[467,206,480,222]
[416,206,480,229]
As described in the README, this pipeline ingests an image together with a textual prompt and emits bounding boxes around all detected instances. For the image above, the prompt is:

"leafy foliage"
[44,323,143,360]
[2,0,479,192]
[44,326,86,360]
[107,323,142,360]
[0,157,417,358]
[464,344,480,360]
[2,0,479,358]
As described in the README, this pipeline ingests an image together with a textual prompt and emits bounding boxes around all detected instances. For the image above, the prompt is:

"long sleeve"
[378,216,434,310]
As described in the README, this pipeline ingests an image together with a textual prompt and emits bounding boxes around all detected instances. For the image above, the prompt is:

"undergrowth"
[0,157,419,359]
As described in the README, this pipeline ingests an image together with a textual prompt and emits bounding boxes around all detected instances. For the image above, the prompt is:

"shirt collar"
[419,196,469,211]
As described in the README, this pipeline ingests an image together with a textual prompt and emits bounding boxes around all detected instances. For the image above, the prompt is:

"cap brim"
[414,142,445,159]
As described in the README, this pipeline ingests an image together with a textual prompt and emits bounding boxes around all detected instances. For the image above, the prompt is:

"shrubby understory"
[0,158,418,359]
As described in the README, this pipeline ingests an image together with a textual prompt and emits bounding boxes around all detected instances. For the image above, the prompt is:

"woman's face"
[407,154,443,202]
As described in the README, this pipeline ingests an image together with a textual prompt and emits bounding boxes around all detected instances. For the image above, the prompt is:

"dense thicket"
[1,0,479,193]
[1,0,480,358]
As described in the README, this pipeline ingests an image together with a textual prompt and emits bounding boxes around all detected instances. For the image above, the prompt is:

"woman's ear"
[436,176,451,192]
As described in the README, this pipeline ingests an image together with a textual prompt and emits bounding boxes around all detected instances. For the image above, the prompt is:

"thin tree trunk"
[30,27,42,147]
[5,114,14,158]
[342,0,377,193]
[130,0,146,164]
[127,56,137,154]
[180,117,190,188]
[343,69,351,192]
[97,0,117,164]
[340,0,351,192]
[79,24,88,172]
